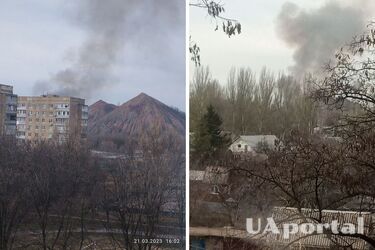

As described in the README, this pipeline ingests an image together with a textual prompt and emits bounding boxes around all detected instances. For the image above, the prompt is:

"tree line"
[190,66,317,138]
[0,135,185,250]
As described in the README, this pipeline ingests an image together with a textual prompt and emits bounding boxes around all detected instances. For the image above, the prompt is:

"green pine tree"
[192,105,228,159]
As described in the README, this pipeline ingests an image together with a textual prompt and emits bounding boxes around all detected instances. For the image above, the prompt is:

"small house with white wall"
[229,135,278,154]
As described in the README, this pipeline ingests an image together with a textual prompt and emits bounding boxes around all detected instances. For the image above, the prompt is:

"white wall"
[229,139,254,153]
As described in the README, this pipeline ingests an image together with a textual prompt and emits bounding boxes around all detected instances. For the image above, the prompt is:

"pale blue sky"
[0,0,186,109]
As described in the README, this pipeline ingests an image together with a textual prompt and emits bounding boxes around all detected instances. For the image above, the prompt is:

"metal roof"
[190,170,205,181]
[265,207,372,249]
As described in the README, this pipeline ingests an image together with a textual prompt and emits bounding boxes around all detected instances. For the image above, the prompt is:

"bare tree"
[190,66,225,133]
[102,133,184,250]
[190,0,241,37]
[0,137,29,250]
[312,22,375,132]
[190,66,317,142]
[229,132,375,248]
[26,140,97,250]
[189,1,241,65]
[225,68,256,134]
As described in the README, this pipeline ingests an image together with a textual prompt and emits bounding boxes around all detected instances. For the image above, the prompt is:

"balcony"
[55,108,70,113]
[55,110,70,118]
[55,104,69,110]
[16,120,26,126]
[16,126,26,131]
[4,126,16,136]
[5,120,16,126]
[6,105,17,114]
[54,125,67,133]
[5,114,16,124]
[6,95,17,104]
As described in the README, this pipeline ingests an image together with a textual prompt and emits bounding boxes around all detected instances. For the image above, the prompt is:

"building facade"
[229,135,278,154]
[0,84,17,136]
[17,95,88,142]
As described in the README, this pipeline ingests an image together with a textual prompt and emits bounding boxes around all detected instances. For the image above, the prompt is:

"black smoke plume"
[34,0,183,99]
[276,1,372,78]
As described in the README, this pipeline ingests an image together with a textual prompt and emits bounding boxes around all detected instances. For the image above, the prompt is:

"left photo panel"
[0,0,186,249]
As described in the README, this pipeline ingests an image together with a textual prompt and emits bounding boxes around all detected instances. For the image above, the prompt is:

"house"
[229,135,278,154]
[189,167,234,228]
[190,167,230,195]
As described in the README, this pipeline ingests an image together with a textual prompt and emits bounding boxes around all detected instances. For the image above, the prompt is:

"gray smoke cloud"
[276,0,372,78]
[34,0,183,99]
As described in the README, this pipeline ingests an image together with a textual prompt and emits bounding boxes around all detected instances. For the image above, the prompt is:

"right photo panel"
[189,1,375,249]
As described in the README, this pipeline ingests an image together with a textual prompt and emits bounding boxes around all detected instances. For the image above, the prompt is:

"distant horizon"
[89,92,185,110]
[8,88,183,110]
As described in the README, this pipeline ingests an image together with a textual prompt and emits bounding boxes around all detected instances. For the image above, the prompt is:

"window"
[238,144,241,148]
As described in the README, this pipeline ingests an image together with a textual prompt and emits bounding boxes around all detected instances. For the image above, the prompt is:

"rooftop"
[0,84,13,94]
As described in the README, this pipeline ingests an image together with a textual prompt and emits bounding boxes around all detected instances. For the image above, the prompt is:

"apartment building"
[0,84,17,136]
[17,95,88,142]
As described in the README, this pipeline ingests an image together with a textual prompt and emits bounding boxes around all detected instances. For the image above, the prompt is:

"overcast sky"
[190,0,375,83]
[0,0,186,110]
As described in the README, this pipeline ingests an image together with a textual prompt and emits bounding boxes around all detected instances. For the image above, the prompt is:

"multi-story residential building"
[0,84,17,136]
[17,95,88,142]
